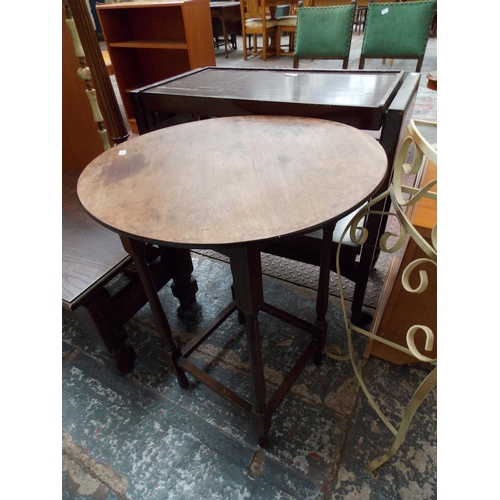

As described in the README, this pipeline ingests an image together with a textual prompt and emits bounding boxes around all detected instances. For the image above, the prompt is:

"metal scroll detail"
[63,1,111,151]
[328,119,437,472]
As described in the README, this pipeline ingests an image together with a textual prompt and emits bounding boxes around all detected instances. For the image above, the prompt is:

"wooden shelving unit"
[97,0,215,133]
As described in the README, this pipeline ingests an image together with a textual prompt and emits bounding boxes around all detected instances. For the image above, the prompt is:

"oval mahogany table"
[78,115,388,446]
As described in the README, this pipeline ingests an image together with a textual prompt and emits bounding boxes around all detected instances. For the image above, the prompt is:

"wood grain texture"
[97,0,215,131]
[78,115,387,248]
[63,170,130,307]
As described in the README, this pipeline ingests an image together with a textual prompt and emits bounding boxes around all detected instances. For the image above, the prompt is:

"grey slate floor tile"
[63,255,436,499]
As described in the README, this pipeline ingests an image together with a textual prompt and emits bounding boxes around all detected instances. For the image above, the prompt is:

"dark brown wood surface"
[77,115,388,248]
[62,170,131,308]
[63,168,198,373]
[131,67,405,132]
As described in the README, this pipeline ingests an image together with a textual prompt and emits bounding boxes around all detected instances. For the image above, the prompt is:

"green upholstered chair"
[293,2,356,69]
[359,1,437,72]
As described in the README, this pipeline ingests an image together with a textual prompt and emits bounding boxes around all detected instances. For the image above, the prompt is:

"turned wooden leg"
[121,236,189,388]
[162,246,198,307]
[227,246,269,446]
[314,223,336,365]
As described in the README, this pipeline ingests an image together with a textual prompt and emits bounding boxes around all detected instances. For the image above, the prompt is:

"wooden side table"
[77,115,388,446]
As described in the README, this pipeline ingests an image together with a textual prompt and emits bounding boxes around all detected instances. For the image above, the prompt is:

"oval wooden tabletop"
[77,115,388,248]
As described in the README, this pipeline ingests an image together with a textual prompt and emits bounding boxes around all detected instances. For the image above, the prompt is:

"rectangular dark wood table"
[130,67,420,325]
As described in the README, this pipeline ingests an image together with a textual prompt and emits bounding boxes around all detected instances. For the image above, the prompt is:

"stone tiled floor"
[64,30,438,500]
[63,256,437,500]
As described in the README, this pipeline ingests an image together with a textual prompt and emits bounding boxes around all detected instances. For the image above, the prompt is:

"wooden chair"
[359,0,437,72]
[275,0,300,58]
[239,0,278,60]
[292,1,356,69]
[354,0,372,33]
[328,117,437,472]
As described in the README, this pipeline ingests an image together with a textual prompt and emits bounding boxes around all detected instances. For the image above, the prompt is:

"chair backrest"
[360,1,436,71]
[288,0,301,15]
[241,0,265,20]
[293,3,356,68]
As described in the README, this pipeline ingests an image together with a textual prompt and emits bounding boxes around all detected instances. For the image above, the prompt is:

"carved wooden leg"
[121,236,189,388]
[227,246,269,447]
[75,288,136,375]
[163,247,198,307]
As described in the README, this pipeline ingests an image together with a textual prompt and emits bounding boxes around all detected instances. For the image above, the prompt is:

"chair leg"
[359,56,365,69]
[293,56,299,68]
[416,57,423,72]
[243,31,248,60]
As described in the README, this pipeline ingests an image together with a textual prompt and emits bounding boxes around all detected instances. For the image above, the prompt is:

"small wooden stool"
[62,170,198,374]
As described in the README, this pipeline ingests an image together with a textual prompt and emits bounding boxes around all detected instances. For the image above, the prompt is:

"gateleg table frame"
[121,233,335,446]
[77,115,388,446]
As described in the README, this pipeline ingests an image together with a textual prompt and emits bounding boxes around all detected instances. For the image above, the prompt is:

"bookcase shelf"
[97,0,215,133]
[109,40,189,49]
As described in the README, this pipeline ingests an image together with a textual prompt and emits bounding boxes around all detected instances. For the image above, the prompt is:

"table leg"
[226,246,269,447]
[222,18,229,58]
[120,236,189,388]
[314,223,335,365]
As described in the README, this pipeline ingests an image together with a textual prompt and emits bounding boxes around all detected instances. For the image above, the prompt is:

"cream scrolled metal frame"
[327,118,437,472]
